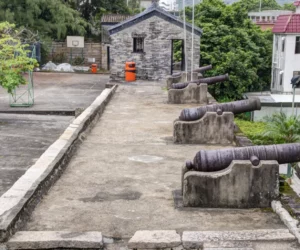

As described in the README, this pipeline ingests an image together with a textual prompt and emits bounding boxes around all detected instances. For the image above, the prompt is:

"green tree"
[0,0,88,40]
[263,112,300,143]
[186,0,273,100]
[0,22,37,94]
[235,0,282,12]
[282,3,296,11]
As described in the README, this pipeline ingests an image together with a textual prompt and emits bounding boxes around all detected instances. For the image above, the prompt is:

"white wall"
[253,106,300,121]
[271,34,300,93]
[283,35,300,93]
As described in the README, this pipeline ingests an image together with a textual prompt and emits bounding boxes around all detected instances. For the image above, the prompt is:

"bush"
[235,119,277,145]
[52,52,67,64]
[72,56,85,66]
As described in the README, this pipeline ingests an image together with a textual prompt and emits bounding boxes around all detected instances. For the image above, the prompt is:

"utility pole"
[259,0,262,12]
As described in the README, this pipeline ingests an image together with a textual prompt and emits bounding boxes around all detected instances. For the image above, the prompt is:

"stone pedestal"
[182,160,279,208]
[173,112,234,144]
[166,74,182,89]
[168,83,208,104]
[166,72,198,89]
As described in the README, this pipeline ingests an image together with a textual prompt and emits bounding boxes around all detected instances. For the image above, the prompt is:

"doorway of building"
[171,39,185,75]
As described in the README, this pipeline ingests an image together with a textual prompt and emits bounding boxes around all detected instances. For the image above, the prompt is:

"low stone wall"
[0,85,118,242]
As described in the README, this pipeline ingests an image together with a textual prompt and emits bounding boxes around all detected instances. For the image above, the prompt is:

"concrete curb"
[127,229,296,250]
[7,231,103,250]
[0,85,118,242]
[272,200,300,244]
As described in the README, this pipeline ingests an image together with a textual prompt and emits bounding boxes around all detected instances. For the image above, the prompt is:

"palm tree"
[263,112,300,143]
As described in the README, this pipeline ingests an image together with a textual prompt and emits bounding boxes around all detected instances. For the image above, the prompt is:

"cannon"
[193,65,213,73]
[171,74,229,89]
[186,143,300,172]
[179,98,261,121]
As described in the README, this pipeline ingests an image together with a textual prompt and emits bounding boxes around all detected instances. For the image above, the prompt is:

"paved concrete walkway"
[26,83,286,238]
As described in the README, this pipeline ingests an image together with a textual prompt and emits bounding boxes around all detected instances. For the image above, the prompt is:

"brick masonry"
[109,15,201,81]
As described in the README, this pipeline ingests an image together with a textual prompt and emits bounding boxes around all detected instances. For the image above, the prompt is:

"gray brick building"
[108,2,202,81]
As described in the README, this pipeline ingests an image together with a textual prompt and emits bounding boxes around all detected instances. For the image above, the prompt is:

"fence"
[49,42,106,68]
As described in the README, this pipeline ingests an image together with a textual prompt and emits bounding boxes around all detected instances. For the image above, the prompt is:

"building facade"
[248,10,293,30]
[271,1,300,94]
[108,2,202,81]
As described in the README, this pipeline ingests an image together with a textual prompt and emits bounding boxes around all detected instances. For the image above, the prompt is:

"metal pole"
[183,0,188,81]
[292,86,296,116]
[259,0,262,12]
[191,0,195,80]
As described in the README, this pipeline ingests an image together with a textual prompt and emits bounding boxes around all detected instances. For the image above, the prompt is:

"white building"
[245,1,300,121]
[271,0,300,94]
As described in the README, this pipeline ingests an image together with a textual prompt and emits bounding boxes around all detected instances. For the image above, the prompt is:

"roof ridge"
[284,14,293,32]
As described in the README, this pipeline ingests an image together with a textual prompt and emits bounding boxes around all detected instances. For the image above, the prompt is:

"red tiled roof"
[273,14,300,33]
[294,0,300,7]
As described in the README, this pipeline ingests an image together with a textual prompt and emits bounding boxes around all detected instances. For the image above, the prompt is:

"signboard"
[67,36,84,48]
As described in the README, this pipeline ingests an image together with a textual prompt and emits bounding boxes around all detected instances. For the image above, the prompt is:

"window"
[282,37,285,52]
[295,37,300,54]
[133,37,144,53]
[294,71,300,77]
[280,73,283,86]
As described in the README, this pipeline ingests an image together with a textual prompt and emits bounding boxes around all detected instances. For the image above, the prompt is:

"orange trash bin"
[125,62,136,82]
[91,64,97,74]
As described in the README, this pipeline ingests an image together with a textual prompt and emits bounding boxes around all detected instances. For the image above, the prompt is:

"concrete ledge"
[0,85,118,242]
[272,200,300,244]
[128,230,181,249]
[182,229,295,249]
[7,231,103,249]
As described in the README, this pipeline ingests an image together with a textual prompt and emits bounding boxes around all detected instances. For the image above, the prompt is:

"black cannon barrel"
[186,143,300,172]
[179,98,261,121]
[193,65,213,73]
[171,74,229,89]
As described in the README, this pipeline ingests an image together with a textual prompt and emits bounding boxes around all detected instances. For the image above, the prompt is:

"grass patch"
[235,118,276,145]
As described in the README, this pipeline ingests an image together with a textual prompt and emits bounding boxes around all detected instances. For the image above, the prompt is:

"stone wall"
[109,15,201,81]
[50,42,103,67]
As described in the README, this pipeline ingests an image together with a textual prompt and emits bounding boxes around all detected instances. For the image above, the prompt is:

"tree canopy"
[0,0,88,40]
[0,22,37,94]
[186,0,273,100]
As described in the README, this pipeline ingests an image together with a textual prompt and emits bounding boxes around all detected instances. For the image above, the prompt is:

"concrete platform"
[0,114,73,196]
[24,82,288,239]
[0,73,108,113]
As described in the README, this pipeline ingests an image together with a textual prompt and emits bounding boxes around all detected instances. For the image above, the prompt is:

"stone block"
[173,112,234,144]
[182,229,294,249]
[128,230,181,249]
[168,83,208,104]
[7,231,103,249]
[182,160,279,208]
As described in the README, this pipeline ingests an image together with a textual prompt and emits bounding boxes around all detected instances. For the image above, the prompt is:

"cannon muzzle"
[179,98,261,121]
[171,74,229,89]
[186,143,300,172]
[193,65,213,73]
